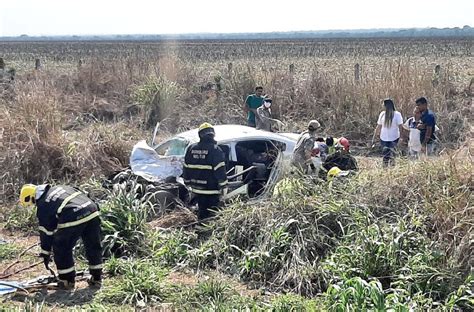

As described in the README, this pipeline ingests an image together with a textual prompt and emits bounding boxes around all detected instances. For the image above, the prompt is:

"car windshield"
[155,137,189,156]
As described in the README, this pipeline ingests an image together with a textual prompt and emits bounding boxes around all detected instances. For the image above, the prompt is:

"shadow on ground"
[11,283,98,307]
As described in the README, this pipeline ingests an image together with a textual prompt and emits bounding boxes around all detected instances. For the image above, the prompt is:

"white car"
[129,124,299,204]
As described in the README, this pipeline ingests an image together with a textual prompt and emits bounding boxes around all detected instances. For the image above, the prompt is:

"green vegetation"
[3,205,37,233]
[0,241,20,261]
[0,39,472,309]
[83,151,472,310]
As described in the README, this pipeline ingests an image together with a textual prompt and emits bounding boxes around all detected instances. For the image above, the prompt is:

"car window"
[155,137,189,156]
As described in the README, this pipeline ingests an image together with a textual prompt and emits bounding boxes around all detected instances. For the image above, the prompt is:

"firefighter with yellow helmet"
[183,123,228,220]
[19,184,102,290]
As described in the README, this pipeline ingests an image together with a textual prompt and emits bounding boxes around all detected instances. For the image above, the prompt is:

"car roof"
[175,124,297,144]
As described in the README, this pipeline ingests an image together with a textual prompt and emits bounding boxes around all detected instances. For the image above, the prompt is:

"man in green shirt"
[244,86,264,127]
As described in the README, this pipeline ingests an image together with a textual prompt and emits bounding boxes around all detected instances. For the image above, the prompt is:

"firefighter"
[19,184,103,290]
[183,123,228,220]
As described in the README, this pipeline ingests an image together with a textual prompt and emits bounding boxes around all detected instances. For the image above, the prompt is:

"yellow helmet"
[198,122,215,138]
[198,122,213,131]
[327,167,342,180]
[20,184,37,206]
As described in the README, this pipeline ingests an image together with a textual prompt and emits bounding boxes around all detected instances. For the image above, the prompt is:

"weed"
[147,229,196,267]
[97,258,168,306]
[100,183,153,256]
[3,205,37,233]
[0,242,19,261]
[270,293,319,311]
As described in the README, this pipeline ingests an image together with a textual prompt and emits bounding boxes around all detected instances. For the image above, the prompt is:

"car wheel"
[150,190,177,217]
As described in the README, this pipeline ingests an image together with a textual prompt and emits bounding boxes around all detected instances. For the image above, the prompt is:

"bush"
[131,76,181,129]
[100,184,153,256]
[199,178,362,295]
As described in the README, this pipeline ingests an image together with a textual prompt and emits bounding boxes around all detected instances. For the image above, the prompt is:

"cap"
[308,120,320,131]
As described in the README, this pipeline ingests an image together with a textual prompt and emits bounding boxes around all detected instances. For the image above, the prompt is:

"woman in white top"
[372,98,403,166]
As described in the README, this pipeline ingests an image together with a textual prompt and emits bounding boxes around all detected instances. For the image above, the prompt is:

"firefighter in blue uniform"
[19,184,103,290]
[183,123,228,220]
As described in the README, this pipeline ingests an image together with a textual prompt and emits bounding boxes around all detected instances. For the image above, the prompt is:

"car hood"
[130,140,184,182]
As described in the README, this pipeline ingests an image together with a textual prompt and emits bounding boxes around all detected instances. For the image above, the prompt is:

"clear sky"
[1,0,473,36]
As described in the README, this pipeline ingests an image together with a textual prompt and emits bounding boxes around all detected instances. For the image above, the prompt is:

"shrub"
[100,184,153,256]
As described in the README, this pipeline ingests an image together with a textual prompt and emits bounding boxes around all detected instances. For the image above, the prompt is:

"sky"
[1,0,473,36]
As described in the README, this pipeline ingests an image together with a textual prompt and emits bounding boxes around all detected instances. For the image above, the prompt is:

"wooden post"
[35,59,41,70]
[354,63,361,82]
[432,65,441,87]
[289,64,295,74]
[0,58,5,70]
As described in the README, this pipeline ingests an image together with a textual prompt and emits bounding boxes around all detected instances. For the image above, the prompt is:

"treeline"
[1,26,473,41]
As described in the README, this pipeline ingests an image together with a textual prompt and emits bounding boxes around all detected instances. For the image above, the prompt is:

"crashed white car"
[129,124,298,204]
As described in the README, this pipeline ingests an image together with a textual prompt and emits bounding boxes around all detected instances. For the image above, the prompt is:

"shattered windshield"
[154,137,189,156]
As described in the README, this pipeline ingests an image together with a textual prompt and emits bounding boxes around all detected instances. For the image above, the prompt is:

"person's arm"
[37,206,57,257]
[423,126,433,146]
[244,96,250,115]
[373,112,383,143]
[402,119,410,131]
[182,147,192,184]
[397,112,404,142]
[303,139,314,163]
[372,125,381,144]
[421,114,435,146]
[213,147,228,191]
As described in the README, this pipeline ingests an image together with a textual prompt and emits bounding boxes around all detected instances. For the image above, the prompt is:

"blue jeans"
[380,139,399,166]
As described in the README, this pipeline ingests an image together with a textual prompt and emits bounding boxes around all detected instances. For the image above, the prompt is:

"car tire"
[150,190,176,217]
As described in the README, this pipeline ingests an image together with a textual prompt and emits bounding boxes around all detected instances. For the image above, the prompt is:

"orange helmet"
[336,137,350,152]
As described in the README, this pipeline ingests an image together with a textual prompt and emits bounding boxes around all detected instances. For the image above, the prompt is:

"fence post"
[35,58,41,70]
[354,63,361,82]
[289,63,295,74]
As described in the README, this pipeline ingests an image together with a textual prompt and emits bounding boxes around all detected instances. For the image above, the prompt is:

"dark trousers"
[380,139,399,167]
[53,217,102,282]
[196,194,220,220]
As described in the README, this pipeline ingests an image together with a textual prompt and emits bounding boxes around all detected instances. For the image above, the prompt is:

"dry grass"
[1,38,472,204]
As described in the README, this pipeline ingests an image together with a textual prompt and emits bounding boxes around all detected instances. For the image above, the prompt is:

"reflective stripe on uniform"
[39,226,54,236]
[58,266,75,275]
[89,264,103,270]
[184,164,213,170]
[219,180,228,187]
[56,192,82,216]
[214,162,225,171]
[40,249,51,255]
[57,211,100,229]
[190,179,208,185]
[191,189,221,195]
